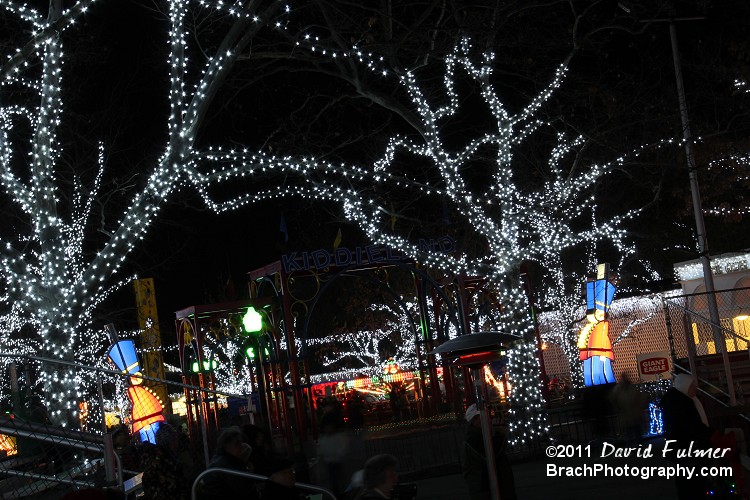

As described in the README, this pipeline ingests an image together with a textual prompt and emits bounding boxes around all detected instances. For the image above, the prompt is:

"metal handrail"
[672,364,750,423]
[665,296,747,407]
[0,468,97,492]
[0,424,103,453]
[191,467,337,500]
[0,415,105,446]
[0,456,106,497]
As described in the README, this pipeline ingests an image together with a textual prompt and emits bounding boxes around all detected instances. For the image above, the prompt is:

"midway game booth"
[174,237,519,452]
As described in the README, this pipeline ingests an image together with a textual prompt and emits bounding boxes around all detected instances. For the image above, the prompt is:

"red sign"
[640,357,668,374]
[636,351,672,381]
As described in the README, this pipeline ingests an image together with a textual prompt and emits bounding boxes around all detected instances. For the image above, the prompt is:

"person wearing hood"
[659,374,712,500]
[199,426,259,500]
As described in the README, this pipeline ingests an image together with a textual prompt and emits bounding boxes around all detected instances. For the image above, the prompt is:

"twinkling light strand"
[0,0,287,424]
[702,154,750,216]
[675,252,750,281]
[0,2,670,441]
[182,37,678,445]
[506,342,548,447]
[306,302,419,378]
[0,0,96,83]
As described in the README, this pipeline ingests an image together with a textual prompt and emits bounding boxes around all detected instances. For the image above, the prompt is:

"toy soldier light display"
[107,338,166,443]
[577,263,616,386]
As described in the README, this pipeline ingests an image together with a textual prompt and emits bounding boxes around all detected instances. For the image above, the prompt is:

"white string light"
[0,0,285,424]
[186,38,666,444]
[0,0,671,443]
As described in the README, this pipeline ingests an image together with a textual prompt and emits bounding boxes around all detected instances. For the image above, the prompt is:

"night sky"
[19,0,750,348]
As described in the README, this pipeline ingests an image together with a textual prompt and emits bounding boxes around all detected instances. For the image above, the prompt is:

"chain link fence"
[0,414,112,499]
[664,287,750,360]
[663,287,750,412]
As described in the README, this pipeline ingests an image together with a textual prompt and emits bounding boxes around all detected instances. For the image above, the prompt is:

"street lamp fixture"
[242,306,263,334]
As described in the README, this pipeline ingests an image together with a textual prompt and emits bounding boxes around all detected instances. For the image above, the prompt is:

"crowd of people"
[312,382,416,430]
[111,421,295,499]
[80,390,517,500]
[59,370,750,500]
[96,411,415,500]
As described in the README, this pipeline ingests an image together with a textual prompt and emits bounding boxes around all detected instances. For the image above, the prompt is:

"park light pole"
[666,18,736,405]
[620,1,736,403]
[617,0,737,406]
[242,306,274,426]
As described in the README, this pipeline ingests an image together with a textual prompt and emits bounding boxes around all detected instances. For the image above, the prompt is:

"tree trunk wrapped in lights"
[0,0,283,424]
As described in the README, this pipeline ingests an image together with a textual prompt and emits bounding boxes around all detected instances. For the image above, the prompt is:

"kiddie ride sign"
[636,351,672,381]
[281,236,456,273]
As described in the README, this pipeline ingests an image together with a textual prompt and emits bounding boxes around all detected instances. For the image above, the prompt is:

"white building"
[539,251,750,386]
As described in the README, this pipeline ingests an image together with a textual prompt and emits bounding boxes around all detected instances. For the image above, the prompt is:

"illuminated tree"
[0,0,284,424]
[194,34,662,444]
[0,0,661,445]
[538,257,591,390]
[306,302,420,382]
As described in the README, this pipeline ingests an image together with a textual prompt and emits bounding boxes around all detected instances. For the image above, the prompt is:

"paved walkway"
[414,442,685,500]
[311,431,737,499]
[415,459,680,499]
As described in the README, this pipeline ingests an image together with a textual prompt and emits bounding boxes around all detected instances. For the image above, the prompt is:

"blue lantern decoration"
[586,279,616,316]
[107,340,141,377]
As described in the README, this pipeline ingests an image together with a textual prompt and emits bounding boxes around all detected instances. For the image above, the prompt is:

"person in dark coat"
[242,423,271,475]
[610,373,647,444]
[461,404,517,500]
[111,424,143,479]
[318,397,349,496]
[258,457,306,500]
[659,374,713,500]
[200,426,258,500]
[347,391,366,430]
